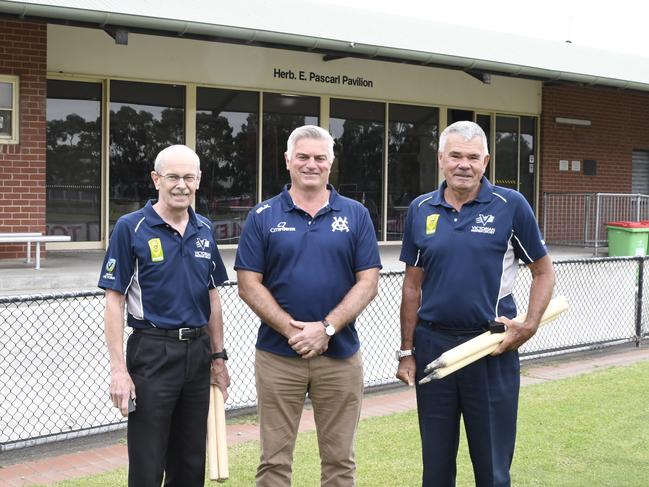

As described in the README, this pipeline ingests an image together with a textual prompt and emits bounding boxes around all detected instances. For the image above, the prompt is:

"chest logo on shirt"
[331,216,350,232]
[196,238,210,250]
[471,214,496,234]
[194,238,211,259]
[270,221,296,233]
[148,238,164,262]
[425,214,439,234]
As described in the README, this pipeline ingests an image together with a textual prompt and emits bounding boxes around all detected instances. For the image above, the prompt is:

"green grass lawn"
[46,360,649,486]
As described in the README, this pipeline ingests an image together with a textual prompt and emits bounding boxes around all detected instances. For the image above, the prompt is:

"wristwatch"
[321,319,336,337]
[396,348,415,361]
[211,349,228,361]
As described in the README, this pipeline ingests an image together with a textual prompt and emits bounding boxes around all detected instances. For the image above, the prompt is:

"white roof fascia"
[1,0,648,91]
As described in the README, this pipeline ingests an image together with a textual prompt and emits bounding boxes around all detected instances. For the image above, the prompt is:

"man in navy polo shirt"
[396,121,555,487]
[235,125,381,486]
[99,145,230,487]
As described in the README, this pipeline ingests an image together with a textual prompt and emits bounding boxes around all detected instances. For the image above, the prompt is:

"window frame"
[0,74,19,144]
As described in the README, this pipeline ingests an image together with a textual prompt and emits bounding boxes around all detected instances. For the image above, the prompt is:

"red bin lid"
[607,221,649,228]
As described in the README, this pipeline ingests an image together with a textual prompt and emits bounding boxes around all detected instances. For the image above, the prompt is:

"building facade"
[1,3,649,258]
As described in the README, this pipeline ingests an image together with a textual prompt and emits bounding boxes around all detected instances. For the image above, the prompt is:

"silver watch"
[396,348,415,361]
[321,319,336,336]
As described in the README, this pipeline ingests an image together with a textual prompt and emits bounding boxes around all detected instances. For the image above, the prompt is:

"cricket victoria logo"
[195,237,211,259]
[270,221,296,233]
[471,213,496,234]
[331,216,350,232]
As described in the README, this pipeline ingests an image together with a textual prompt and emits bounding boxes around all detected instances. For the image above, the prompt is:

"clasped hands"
[287,320,330,359]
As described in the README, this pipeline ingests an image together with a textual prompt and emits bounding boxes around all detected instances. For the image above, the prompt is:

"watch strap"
[211,349,228,361]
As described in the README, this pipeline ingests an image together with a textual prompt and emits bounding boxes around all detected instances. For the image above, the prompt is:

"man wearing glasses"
[99,144,230,487]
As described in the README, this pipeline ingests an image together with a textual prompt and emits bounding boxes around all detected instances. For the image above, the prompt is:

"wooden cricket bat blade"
[206,386,220,480]
[215,386,229,482]
[419,295,569,383]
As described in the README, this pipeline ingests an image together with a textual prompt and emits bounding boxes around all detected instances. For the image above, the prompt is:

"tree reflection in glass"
[387,104,439,241]
[109,81,185,229]
[195,88,258,244]
[330,98,384,239]
[46,80,102,241]
[262,93,319,200]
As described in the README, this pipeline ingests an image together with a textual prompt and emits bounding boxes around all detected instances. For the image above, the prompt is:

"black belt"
[133,326,207,341]
[419,320,506,335]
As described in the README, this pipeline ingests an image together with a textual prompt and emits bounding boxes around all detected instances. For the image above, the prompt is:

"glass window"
[262,93,319,199]
[448,108,474,125]
[476,114,492,154]
[46,80,102,241]
[330,98,384,238]
[195,87,259,244]
[109,81,185,226]
[387,104,439,241]
[0,75,19,143]
[495,115,519,191]
[519,116,537,207]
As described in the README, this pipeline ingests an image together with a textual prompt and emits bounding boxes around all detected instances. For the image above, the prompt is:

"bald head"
[154,145,201,174]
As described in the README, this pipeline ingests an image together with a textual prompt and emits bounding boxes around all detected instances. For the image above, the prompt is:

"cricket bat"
[207,385,229,482]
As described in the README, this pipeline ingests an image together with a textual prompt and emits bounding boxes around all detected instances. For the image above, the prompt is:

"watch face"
[325,325,335,336]
[396,349,412,360]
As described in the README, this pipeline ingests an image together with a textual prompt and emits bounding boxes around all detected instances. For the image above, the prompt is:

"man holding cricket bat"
[99,145,230,487]
[396,121,555,486]
[235,125,381,486]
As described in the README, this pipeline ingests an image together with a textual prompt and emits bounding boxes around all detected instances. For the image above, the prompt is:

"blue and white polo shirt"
[98,200,228,329]
[400,177,547,329]
[235,184,382,358]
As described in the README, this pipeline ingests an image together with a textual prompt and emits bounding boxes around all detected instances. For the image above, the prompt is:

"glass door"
[494,115,519,192]
[494,115,537,209]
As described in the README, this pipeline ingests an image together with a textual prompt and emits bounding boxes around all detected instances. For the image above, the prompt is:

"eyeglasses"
[156,173,198,184]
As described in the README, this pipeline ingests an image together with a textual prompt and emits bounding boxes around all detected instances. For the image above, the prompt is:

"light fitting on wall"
[104,28,129,45]
[555,117,591,127]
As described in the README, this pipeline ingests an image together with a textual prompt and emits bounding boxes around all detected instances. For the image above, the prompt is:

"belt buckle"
[178,327,191,341]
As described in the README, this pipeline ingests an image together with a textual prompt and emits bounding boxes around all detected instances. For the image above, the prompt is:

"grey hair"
[154,145,201,173]
[439,121,489,155]
[286,125,334,161]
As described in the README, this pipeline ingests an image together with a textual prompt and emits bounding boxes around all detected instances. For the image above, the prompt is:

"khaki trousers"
[255,349,364,487]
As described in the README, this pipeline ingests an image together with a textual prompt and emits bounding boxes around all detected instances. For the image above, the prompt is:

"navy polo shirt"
[235,184,382,358]
[98,200,228,329]
[400,177,547,329]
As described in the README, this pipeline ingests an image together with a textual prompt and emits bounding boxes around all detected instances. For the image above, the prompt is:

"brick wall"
[540,85,649,243]
[541,84,649,193]
[0,20,47,259]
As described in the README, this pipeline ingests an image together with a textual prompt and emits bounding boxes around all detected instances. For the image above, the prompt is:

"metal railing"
[1,258,648,451]
[542,192,649,255]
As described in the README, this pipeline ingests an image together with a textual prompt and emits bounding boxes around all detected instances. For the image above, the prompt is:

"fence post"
[594,193,601,256]
[542,192,547,240]
[636,257,644,348]
[584,194,591,246]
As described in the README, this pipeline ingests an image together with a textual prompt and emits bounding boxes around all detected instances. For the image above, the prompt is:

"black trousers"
[125,331,212,487]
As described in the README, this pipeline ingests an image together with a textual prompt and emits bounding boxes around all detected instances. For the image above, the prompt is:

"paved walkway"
[1,345,648,487]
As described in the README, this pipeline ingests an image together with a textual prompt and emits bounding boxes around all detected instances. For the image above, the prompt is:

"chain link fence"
[2,258,647,451]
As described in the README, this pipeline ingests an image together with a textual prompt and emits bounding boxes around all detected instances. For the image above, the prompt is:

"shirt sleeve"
[399,201,421,267]
[234,209,266,273]
[98,218,135,293]
[511,192,548,264]
[353,206,382,272]
[209,243,229,288]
